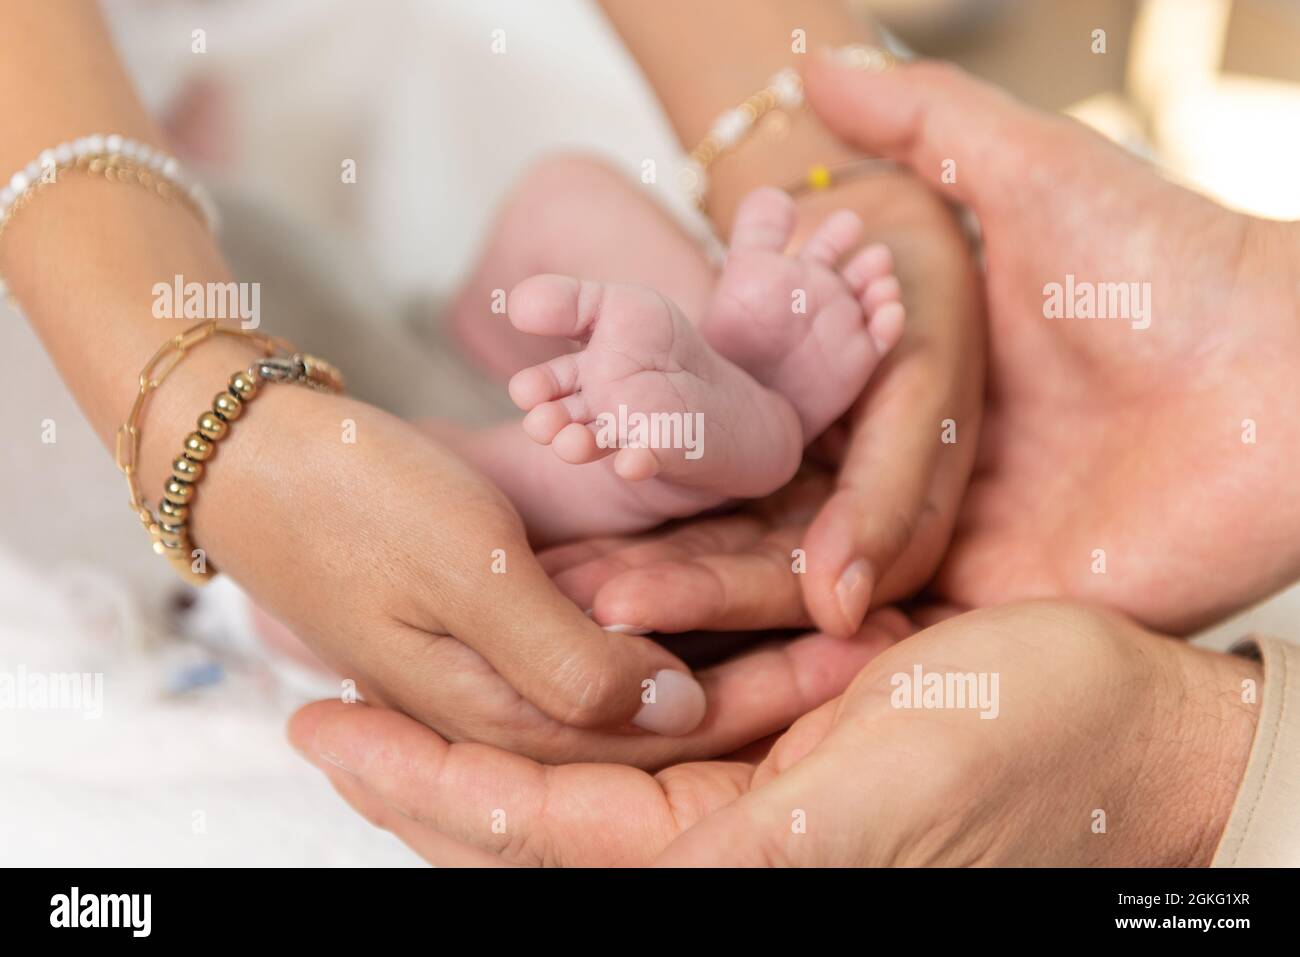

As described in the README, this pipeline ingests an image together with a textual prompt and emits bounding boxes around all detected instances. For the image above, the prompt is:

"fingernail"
[632,669,707,736]
[602,622,653,636]
[835,559,874,633]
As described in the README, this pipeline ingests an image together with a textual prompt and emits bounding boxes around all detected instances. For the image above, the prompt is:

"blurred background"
[2,0,1297,866]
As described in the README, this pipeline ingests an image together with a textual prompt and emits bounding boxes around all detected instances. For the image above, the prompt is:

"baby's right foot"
[702,187,906,439]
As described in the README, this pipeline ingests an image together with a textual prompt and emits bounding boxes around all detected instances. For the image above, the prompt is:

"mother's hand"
[287,601,1259,866]
[208,389,895,765]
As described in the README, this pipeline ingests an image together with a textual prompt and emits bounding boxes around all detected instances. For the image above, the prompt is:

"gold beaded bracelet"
[116,320,344,585]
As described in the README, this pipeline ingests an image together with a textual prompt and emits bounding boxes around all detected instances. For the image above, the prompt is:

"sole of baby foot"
[702,186,906,441]
[506,274,804,500]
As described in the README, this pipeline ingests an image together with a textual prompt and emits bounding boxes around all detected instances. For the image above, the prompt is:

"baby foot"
[703,187,905,439]
[506,275,804,499]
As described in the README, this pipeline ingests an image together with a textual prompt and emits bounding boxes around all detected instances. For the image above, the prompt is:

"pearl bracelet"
[679,68,805,206]
[0,134,218,297]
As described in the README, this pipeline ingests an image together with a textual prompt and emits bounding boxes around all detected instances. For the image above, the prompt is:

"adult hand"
[802,52,1300,633]
[559,55,1300,637]
[782,169,985,638]
[203,387,901,765]
[287,601,1259,866]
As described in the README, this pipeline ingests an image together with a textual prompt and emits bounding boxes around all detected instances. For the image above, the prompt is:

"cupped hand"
[288,600,1259,866]
[801,53,1300,633]
[777,160,985,638]
[564,55,1300,638]
[201,387,899,765]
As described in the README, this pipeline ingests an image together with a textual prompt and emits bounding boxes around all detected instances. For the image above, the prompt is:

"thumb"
[654,746,859,867]
[443,521,708,736]
[803,50,1054,218]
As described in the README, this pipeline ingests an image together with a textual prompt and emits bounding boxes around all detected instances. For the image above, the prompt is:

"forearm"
[598,0,883,230]
[0,0,262,511]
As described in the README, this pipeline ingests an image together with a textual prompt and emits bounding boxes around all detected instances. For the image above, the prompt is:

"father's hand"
[287,601,1259,865]
[801,52,1300,633]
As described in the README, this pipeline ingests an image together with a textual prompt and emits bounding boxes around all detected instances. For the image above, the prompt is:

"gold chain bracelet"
[115,320,344,585]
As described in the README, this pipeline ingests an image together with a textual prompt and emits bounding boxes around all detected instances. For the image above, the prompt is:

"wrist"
[1152,641,1260,866]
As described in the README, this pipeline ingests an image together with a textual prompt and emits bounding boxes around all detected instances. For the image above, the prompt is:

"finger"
[592,544,808,633]
[312,756,509,867]
[728,186,797,253]
[804,52,1050,218]
[293,608,909,771]
[800,396,937,637]
[552,518,810,633]
[546,512,776,613]
[798,208,864,267]
[537,534,636,579]
[409,512,708,735]
[295,700,705,866]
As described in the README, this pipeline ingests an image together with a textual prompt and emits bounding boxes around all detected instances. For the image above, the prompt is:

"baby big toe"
[729,186,797,253]
[508,274,602,339]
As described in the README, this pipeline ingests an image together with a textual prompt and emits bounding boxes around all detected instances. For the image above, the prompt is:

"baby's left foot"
[505,275,805,500]
[702,187,906,439]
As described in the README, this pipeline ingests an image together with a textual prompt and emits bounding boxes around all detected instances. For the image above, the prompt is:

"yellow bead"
[164,478,194,505]
[196,411,228,441]
[159,499,189,523]
[213,390,243,420]
[173,456,203,483]
[228,370,259,399]
[184,432,214,461]
[808,164,832,191]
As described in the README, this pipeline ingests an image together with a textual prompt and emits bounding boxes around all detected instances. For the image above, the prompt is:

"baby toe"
[552,421,605,464]
[866,301,906,355]
[843,243,894,296]
[613,446,662,481]
[508,274,601,339]
[729,186,797,253]
[799,209,865,267]
[507,353,582,411]
[863,275,902,310]
[523,399,579,444]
